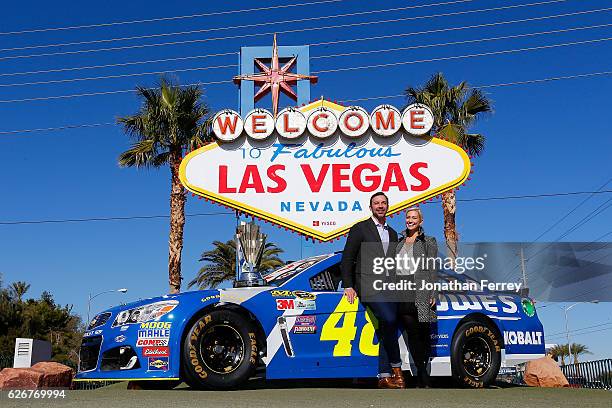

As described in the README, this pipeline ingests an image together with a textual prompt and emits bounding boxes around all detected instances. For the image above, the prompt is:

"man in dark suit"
[340,192,404,389]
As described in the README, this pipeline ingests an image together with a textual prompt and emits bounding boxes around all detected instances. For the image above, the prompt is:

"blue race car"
[76,253,545,389]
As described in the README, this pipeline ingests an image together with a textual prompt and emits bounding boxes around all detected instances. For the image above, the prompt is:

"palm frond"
[118,140,162,168]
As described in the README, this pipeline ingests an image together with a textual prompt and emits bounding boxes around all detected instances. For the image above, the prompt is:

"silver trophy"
[234,221,266,287]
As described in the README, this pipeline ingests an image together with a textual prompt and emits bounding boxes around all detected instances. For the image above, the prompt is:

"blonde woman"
[396,206,438,388]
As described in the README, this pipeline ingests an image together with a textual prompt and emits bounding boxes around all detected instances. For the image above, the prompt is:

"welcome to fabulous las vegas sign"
[179,36,471,242]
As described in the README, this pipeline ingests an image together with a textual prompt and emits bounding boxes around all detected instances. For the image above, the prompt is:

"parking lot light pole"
[564,300,599,364]
[87,288,128,325]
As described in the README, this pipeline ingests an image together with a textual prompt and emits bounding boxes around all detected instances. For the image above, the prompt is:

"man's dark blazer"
[340,217,399,295]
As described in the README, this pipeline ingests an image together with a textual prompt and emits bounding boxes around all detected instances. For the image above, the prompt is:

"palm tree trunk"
[442,190,459,263]
[168,149,186,294]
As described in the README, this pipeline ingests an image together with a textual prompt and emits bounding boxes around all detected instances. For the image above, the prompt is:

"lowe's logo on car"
[504,331,543,345]
[437,294,519,314]
[180,99,470,242]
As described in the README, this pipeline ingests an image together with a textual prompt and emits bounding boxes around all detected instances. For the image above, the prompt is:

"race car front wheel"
[182,309,259,390]
[450,320,501,388]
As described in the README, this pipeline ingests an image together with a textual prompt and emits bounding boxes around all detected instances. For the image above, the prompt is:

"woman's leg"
[399,305,430,386]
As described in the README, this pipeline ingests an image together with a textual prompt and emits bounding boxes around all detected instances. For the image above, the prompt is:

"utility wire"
[1,190,611,226]
[497,177,611,281]
[0,52,239,78]
[2,36,612,103]
[340,71,612,103]
[0,0,475,52]
[545,322,612,338]
[0,0,346,36]
[1,69,611,132]
[0,29,612,88]
[0,122,114,135]
[1,8,604,78]
[0,0,582,62]
[0,211,234,225]
[531,177,612,243]
[312,22,612,60]
[312,36,612,74]
[3,23,611,88]
[501,198,612,282]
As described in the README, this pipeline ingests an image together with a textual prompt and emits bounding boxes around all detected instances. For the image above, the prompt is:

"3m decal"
[276,298,295,310]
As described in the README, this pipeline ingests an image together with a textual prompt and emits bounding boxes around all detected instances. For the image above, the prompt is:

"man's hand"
[344,287,357,304]
[430,298,437,309]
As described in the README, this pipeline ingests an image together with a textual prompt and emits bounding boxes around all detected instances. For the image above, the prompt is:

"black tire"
[450,320,502,388]
[181,309,259,390]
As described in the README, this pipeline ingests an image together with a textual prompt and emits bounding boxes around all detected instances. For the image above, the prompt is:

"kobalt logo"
[504,331,543,345]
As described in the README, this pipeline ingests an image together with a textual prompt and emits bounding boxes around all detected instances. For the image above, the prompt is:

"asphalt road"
[2,382,610,408]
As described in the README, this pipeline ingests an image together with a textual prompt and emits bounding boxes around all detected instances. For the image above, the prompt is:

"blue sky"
[0,0,610,359]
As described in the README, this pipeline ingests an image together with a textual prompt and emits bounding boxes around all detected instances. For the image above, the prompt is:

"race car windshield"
[262,254,331,286]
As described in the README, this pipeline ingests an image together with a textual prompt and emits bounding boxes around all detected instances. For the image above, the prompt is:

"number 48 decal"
[320,296,379,356]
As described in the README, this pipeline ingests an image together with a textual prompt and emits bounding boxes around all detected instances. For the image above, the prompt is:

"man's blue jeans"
[365,301,401,375]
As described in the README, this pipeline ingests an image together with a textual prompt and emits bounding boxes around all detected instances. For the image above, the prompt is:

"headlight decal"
[111,300,178,327]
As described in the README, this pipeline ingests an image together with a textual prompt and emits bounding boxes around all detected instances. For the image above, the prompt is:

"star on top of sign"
[233,34,318,118]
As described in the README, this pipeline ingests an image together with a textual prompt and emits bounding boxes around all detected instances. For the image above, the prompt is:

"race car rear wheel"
[450,320,501,388]
[182,309,259,390]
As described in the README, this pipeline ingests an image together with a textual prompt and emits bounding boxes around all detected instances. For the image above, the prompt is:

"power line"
[545,322,612,339]
[546,326,612,340]
[311,23,612,60]
[0,0,346,36]
[0,79,234,103]
[2,34,612,103]
[309,6,612,47]
[0,211,234,225]
[0,0,579,62]
[340,71,612,103]
[1,69,611,132]
[1,6,603,79]
[0,0,474,53]
[531,177,612,243]
[0,122,114,135]
[0,63,239,88]
[312,36,612,74]
[4,26,612,89]
[501,198,612,282]
[1,190,611,226]
[0,52,239,78]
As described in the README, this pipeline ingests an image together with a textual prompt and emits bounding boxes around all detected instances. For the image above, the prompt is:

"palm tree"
[569,343,591,364]
[9,281,30,302]
[548,344,570,365]
[405,73,492,262]
[188,240,284,289]
[118,77,210,294]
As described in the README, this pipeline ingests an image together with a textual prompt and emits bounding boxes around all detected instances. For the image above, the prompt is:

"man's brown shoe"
[377,377,403,389]
[391,367,406,388]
